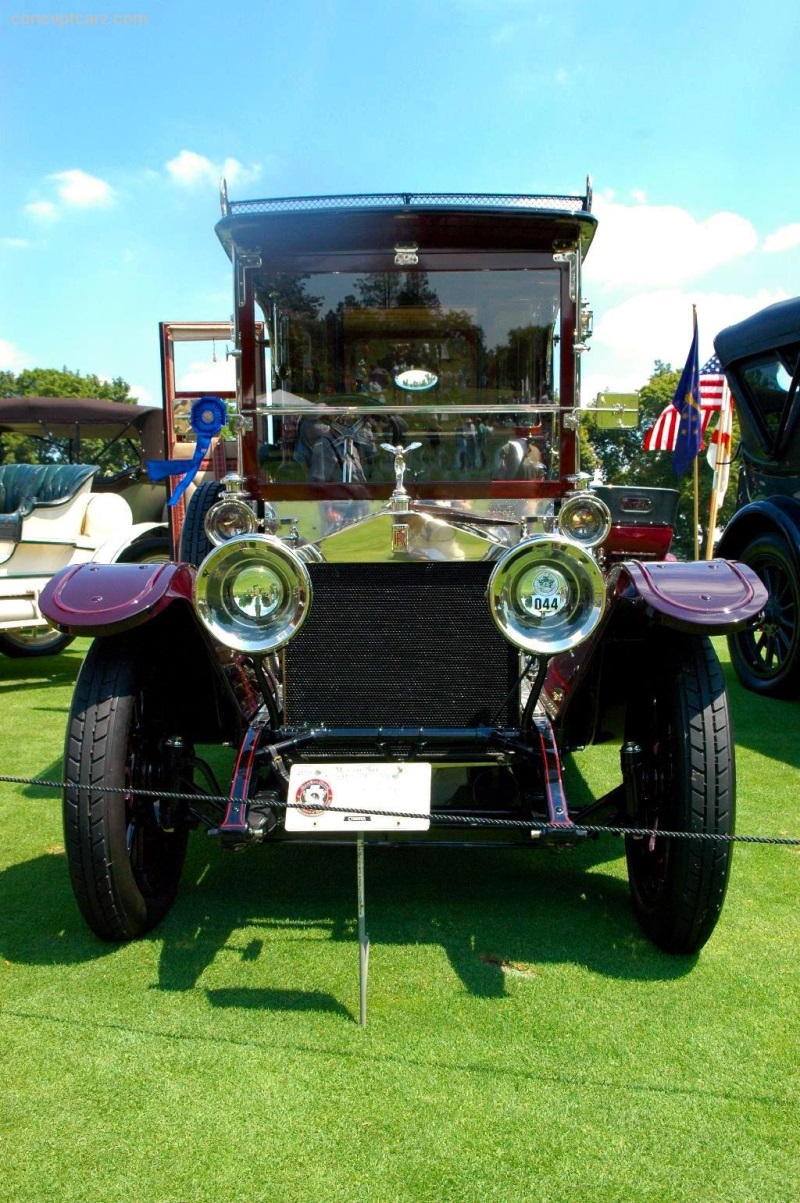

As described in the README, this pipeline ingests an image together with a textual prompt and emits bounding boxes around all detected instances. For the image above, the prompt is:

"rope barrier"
[2,774,799,845]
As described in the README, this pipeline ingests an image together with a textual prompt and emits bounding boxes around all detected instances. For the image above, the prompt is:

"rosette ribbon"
[147,396,228,507]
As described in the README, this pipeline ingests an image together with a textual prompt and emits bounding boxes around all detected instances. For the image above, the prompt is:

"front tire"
[624,634,734,954]
[64,635,189,940]
[727,533,800,698]
[0,627,74,657]
[179,480,224,566]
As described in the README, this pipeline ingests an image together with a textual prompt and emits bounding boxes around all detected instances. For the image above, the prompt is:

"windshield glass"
[740,345,800,452]
[254,269,562,491]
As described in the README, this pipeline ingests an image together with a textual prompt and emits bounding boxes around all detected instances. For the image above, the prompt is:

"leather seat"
[0,463,98,517]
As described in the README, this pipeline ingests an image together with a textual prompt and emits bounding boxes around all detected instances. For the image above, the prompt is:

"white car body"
[0,462,165,641]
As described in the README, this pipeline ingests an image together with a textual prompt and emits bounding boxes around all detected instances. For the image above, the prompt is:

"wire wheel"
[0,627,73,657]
[728,533,800,698]
[116,533,172,565]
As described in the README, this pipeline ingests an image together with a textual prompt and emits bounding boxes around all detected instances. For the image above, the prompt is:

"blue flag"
[671,314,702,475]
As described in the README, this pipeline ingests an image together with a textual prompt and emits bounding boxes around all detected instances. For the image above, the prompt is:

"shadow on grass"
[0,836,696,1006]
[16,757,65,798]
[0,851,117,967]
[0,718,697,1017]
[721,660,800,770]
[153,837,695,1001]
[207,987,351,1018]
[0,646,84,696]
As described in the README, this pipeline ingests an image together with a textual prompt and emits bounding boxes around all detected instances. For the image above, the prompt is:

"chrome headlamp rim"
[487,535,606,656]
[204,497,258,547]
[193,534,312,654]
[557,492,612,548]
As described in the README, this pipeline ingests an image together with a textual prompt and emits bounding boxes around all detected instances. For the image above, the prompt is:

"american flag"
[644,354,726,452]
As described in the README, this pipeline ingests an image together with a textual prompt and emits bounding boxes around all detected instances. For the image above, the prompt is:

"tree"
[586,361,739,559]
[0,366,135,404]
[0,366,139,469]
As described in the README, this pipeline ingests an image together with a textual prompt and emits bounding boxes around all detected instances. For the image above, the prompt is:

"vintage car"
[715,296,800,698]
[40,187,767,956]
[0,395,170,656]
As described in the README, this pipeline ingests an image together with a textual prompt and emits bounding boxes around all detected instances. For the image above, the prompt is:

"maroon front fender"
[612,557,767,634]
[40,561,195,636]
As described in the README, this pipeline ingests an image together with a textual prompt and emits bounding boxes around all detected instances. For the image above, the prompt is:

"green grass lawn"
[1,639,798,1203]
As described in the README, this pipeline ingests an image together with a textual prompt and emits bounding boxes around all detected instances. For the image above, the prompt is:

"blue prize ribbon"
[147,396,228,506]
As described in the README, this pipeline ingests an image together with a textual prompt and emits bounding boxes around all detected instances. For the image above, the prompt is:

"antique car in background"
[715,296,800,698]
[41,187,766,956]
[0,395,169,656]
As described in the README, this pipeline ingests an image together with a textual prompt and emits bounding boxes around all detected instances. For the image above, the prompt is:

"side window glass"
[742,353,793,445]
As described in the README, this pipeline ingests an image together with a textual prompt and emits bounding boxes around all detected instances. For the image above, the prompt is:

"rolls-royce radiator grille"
[283,561,519,728]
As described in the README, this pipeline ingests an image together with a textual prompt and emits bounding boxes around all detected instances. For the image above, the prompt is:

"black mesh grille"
[229,192,589,215]
[283,562,518,728]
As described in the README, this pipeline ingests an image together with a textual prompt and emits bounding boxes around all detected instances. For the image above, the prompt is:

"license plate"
[285,762,431,832]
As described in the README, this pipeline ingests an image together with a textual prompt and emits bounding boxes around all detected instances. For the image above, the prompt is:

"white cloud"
[1,237,30,249]
[0,338,33,371]
[128,382,154,405]
[221,157,262,188]
[24,200,58,222]
[166,149,261,190]
[762,223,800,254]
[582,287,789,403]
[49,168,115,208]
[177,358,236,393]
[585,195,759,289]
[165,150,215,187]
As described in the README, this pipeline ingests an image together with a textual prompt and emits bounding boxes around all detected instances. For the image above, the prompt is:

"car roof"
[214,190,598,264]
[0,396,160,435]
[0,397,164,458]
[714,296,800,368]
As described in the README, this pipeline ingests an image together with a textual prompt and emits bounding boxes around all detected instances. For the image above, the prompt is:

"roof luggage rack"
[224,185,593,218]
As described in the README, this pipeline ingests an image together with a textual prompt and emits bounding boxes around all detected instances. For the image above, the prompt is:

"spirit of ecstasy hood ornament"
[381,441,422,511]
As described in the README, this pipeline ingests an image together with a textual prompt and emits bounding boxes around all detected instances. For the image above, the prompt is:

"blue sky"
[1,0,798,406]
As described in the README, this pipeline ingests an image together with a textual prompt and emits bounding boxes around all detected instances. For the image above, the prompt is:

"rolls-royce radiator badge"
[382,443,421,551]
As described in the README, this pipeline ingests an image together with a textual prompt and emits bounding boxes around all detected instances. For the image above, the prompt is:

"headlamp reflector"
[557,493,612,547]
[194,535,312,653]
[204,497,258,546]
[488,536,606,655]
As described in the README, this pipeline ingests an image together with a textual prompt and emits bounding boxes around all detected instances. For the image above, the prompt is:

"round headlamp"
[204,497,258,546]
[487,536,606,655]
[557,493,611,547]
[194,535,312,654]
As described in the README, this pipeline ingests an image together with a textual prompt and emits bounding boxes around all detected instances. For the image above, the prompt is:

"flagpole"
[704,379,731,559]
[689,304,700,560]
[705,473,719,560]
[705,379,724,559]
[693,456,699,560]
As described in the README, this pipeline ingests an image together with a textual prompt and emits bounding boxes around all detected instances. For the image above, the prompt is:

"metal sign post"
[284,761,432,1026]
[357,835,369,1026]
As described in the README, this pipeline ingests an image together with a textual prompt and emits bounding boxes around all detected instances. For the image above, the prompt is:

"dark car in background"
[41,187,766,956]
[716,296,800,697]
